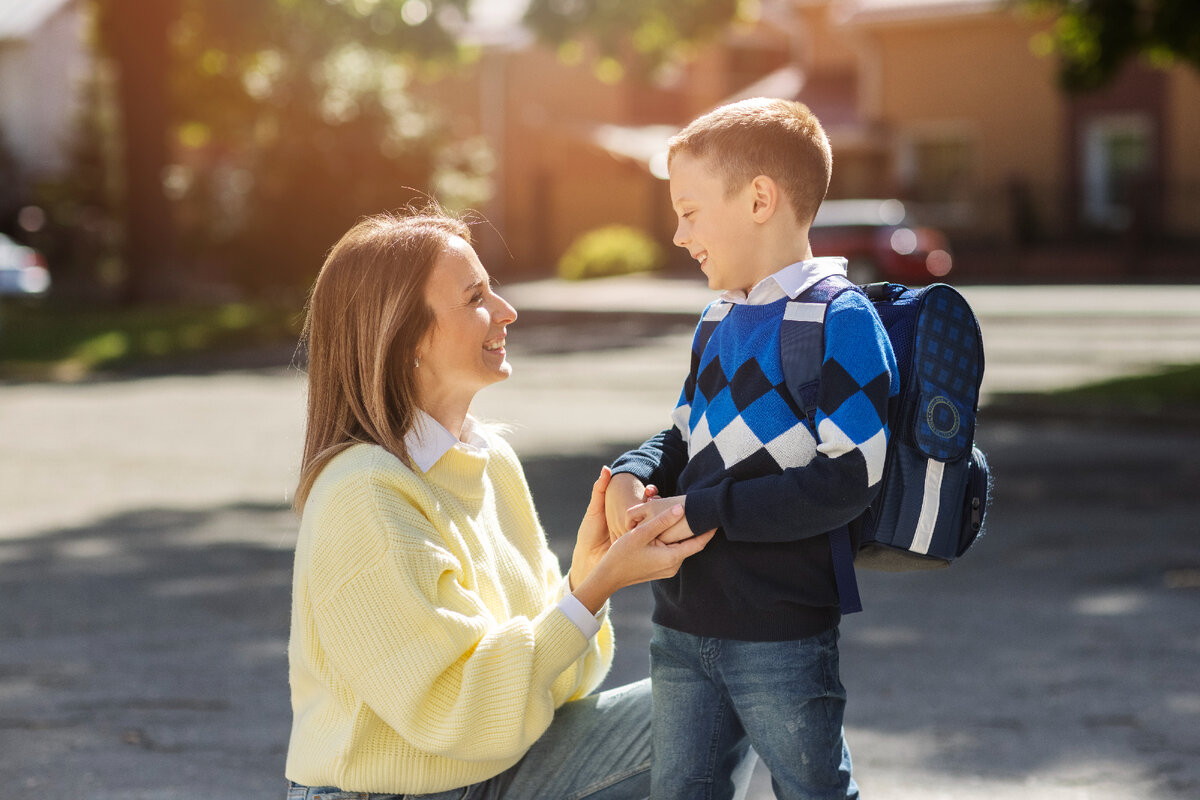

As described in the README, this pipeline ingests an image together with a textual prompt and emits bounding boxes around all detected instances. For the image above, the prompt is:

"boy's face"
[669,151,760,294]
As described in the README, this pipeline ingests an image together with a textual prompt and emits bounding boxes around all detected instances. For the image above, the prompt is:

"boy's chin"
[706,274,737,293]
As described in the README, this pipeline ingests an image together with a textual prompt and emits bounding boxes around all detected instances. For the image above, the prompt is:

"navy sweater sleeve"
[609,425,687,496]
[683,290,898,542]
[609,308,710,493]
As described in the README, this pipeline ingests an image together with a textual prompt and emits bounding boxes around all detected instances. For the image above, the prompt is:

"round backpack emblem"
[926,396,960,439]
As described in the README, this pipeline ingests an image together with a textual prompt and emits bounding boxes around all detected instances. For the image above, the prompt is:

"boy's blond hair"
[667,97,832,226]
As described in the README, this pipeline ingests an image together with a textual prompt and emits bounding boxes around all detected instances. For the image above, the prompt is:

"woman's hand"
[604,472,659,542]
[624,495,695,544]
[570,467,618,590]
[570,468,714,614]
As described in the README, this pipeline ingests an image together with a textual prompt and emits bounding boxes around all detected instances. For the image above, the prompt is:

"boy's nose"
[673,222,689,248]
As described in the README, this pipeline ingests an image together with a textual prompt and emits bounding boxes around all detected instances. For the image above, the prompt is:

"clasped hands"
[568,467,714,615]
[603,471,704,545]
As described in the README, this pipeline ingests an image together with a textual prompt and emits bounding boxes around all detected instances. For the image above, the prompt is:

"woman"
[285,209,713,800]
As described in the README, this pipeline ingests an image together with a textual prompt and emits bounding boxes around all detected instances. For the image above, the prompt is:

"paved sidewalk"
[1,279,1198,799]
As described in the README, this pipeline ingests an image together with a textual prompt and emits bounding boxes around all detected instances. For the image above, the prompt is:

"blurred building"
[0,0,91,205]
[2,0,1195,282]
[438,0,1200,280]
[821,0,1200,279]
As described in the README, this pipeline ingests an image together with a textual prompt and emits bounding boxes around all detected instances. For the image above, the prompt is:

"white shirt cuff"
[554,578,604,642]
[558,592,602,639]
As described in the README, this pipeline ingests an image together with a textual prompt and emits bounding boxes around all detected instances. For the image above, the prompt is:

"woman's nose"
[493,293,517,325]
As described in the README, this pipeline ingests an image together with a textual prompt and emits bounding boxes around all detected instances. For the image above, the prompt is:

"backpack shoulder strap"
[780,275,861,422]
[693,299,732,357]
[780,274,865,615]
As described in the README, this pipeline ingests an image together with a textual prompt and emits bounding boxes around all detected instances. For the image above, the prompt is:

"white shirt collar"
[406,410,491,473]
[719,256,848,305]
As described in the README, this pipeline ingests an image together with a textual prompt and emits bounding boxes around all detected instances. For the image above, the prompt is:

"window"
[899,129,974,204]
[1081,113,1153,230]
[912,138,973,202]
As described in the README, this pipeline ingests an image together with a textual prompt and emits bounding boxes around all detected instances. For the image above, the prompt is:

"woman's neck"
[418,397,470,441]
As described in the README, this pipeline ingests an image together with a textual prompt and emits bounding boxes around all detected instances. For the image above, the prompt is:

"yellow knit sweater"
[285,439,614,793]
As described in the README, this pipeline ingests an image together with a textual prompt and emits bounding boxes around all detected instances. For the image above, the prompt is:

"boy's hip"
[649,623,846,709]
[650,573,840,642]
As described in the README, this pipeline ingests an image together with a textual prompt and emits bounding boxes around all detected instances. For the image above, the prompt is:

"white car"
[0,233,51,296]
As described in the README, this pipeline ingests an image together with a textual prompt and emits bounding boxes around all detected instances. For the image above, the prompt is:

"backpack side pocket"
[957,445,991,557]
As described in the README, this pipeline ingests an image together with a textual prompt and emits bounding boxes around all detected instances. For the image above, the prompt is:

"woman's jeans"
[650,624,859,800]
[286,678,651,800]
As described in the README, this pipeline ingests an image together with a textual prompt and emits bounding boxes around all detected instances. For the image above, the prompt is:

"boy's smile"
[669,152,762,294]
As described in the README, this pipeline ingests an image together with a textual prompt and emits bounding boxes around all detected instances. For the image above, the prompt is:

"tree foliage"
[94,0,484,300]
[168,0,484,295]
[91,0,750,301]
[1024,0,1200,91]
[523,0,741,79]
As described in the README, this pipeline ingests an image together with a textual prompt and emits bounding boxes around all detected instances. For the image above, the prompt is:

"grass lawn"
[1052,363,1200,408]
[0,299,303,380]
[988,363,1200,423]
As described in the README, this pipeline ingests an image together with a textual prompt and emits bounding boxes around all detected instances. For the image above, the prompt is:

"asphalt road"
[1,279,1198,799]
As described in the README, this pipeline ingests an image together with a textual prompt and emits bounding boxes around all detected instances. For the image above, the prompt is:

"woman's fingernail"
[672,505,684,515]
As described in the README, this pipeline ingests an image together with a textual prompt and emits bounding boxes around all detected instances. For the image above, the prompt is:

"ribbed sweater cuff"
[531,604,592,685]
[684,483,724,536]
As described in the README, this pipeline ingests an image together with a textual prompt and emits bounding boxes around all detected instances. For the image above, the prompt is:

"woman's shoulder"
[478,423,518,459]
[478,425,530,478]
[307,443,422,508]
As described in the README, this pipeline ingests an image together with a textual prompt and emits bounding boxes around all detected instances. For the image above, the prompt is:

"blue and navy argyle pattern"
[673,290,896,493]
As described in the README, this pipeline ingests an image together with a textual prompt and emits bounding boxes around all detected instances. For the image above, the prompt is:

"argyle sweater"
[612,284,898,641]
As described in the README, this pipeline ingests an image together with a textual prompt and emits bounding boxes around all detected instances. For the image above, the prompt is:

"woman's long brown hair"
[293,210,470,511]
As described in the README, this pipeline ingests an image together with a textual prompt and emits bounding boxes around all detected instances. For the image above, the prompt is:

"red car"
[809,199,953,285]
[0,233,51,297]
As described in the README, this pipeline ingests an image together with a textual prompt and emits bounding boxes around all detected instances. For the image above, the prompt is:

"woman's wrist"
[571,562,616,616]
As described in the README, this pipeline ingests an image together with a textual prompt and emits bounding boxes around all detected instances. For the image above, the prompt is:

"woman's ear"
[749,175,779,222]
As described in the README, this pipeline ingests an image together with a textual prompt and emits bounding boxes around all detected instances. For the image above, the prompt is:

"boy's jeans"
[286,679,651,800]
[650,624,859,800]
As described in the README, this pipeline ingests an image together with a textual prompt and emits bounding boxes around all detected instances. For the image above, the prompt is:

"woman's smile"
[416,236,518,418]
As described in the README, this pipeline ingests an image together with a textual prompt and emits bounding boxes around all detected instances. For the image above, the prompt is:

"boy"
[605,98,898,799]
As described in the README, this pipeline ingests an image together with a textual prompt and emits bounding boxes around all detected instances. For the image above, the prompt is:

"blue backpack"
[779,277,991,613]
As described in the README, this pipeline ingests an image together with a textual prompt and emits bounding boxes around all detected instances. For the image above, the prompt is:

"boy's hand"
[628,495,696,544]
[604,472,658,541]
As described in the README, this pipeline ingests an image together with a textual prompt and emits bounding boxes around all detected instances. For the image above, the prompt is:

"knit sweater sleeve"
[684,290,899,541]
[609,306,710,492]
[491,439,615,695]
[304,454,602,764]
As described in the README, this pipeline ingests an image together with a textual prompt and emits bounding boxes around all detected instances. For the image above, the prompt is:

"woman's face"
[416,236,518,411]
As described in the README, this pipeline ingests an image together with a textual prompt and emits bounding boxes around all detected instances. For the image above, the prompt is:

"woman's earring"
[414,356,421,368]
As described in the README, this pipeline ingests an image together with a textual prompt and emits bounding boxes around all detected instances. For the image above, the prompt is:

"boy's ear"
[749,175,779,222]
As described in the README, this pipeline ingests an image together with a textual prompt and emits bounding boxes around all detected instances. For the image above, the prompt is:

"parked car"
[0,233,51,297]
[809,199,953,285]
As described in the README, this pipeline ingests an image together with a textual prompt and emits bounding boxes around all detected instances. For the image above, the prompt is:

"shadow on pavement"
[2,424,1198,797]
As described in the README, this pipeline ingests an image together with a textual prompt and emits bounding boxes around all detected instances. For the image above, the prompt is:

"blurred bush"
[557,225,664,281]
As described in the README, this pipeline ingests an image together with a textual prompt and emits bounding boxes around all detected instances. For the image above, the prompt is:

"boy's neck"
[732,233,814,294]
